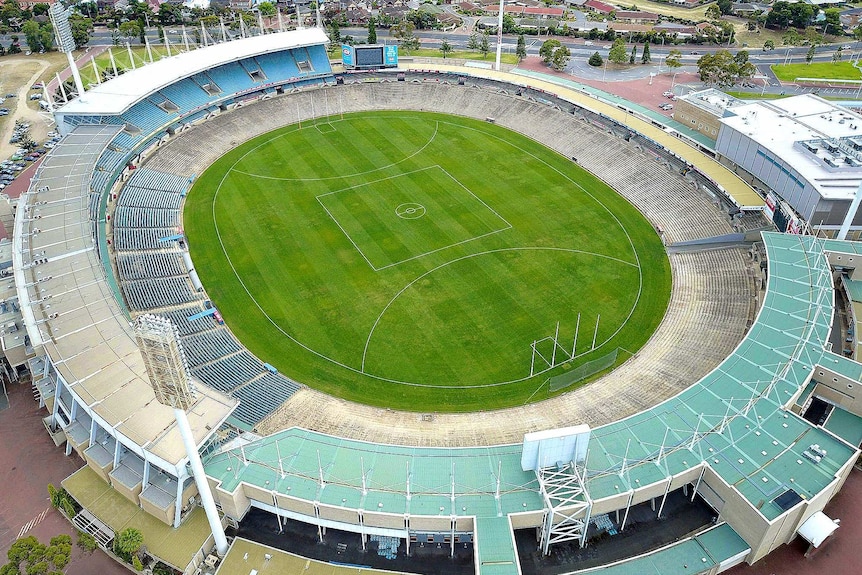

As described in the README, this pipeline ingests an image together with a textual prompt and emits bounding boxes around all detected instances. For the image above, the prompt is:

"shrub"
[588,51,603,67]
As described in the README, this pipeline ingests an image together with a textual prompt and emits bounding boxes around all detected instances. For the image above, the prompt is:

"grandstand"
[7,26,862,575]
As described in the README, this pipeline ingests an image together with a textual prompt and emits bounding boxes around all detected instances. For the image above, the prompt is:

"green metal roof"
[205,232,862,573]
[824,407,862,447]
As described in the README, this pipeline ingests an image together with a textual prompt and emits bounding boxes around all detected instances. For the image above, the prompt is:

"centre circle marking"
[396,203,426,220]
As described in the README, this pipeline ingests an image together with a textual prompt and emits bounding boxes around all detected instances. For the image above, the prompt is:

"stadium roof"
[719,95,862,201]
[57,28,329,117]
[12,124,237,469]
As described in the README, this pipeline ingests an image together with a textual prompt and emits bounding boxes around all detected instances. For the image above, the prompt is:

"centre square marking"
[316,165,512,271]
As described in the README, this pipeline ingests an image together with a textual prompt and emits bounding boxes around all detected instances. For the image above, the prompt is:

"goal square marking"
[317,165,511,270]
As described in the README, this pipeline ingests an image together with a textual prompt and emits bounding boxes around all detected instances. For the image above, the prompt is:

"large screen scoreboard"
[341,44,398,69]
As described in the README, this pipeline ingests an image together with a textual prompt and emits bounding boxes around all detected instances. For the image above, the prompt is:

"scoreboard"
[341,44,398,69]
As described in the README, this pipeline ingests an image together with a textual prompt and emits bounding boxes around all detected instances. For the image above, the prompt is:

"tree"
[467,29,479,50]
[855,24,862,42]
[119,20,141,42]
[367,17,376,44]
[697,49,755,88]
[502,13,517,34]
[391,19,419,52]
[705,4,721,20]
[516,33,526,60]
[21,20,41,52]
[806,43,816,64]
[69,14,93,49]
[114,528,144,559]
[717,0,732,14]
[2,535,71,575]
[833,46,843,62]
[665,48,682,70]
[329,20,341,44]
[629,44,637,64]
[763,39,774,51]
[550,45,570,71]
[641,42,651,64]
[440,39,452,58]
[588,51,603,67]
[258,1,275,16]
[479,29,490,57]
[608,38,627,64]
[158,3,182,25]
[76,531,97,554]
[31,2,48,16]
[823,8,842,36]
[539,38,560,63]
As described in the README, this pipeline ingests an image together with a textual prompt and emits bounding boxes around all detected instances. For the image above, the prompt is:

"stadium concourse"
[6,24,862,575]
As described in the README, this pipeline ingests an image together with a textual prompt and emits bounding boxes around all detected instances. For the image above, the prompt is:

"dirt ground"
[0,52,72,160]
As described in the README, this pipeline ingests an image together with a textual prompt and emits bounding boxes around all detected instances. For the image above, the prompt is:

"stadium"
[9,18,862,575]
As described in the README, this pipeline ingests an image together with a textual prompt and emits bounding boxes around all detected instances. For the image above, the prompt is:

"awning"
[798,511,839,548]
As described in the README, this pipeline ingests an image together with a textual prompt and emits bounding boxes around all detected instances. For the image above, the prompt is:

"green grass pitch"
[184,111,671,412]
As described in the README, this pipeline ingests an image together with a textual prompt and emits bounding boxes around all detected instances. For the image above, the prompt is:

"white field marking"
[359,246,639,380]
[314,122,336,134]
[231,118,439,182]
[434,118,645,353]
[17,507,49,539]
[317,165,512,271]
[211,116,646,389]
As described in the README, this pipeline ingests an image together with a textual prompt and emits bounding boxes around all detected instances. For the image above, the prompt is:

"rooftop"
[719,94,862,200]
[57,28,329,117]
[12,125,236,468]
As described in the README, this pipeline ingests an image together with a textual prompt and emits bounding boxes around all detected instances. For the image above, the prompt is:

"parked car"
[662,91,674,98]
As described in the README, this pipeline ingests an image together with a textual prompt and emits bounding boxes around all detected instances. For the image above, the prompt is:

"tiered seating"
[122,277,197,311]
[121,99,172,133]
[161,305,212,336]
[255,53,301,80]
[191,352,265,393]
[307,45,331,74]
[114,207,180,228]
[117,252,186,280]
[206,62,257,95]
[182,330,242,366]
[232,373,302,424]
[114,228,179,251]
[159,79,211,111]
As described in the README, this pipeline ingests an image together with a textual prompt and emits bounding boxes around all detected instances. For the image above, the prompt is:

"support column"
[175,408,228,555]
[838,181,862,240]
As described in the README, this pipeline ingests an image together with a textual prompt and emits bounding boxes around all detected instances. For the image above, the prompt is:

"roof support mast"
[495,0,504,71]
[838,180,862,240]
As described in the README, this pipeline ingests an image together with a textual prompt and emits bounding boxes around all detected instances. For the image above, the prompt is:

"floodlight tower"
[134,314,229,556]
[495,0,504,71]
[49,2,84,98]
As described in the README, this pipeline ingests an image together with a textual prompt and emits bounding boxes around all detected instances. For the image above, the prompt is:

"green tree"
[717,0,732,14]
[480,29,490,57]
[467,29,479,50]
[329,20,341,44]
[550,45,570,71]
[608,37,627,64]
[629,44,637,64]
[516,33,526,60]
[763,39,774,51]
[367,17,376,44]
[76,531,97,554]
[705,4,721,20]
[21,20,41,52]
[391,19,419,52]
[806,43,816,63]
[641,42,651,64]
[697,49,755,88]
[119,20,141,42]
[440,39,452,58]
[588,51,603,67]
[114,528,144,558]
[665,48,682,70]
[258,1,276,16]
[69,14,93,49]
[2,535,71,575]
[855,24,862,42]
[823,8,841,36]
[502,13,517,34]
[31,3,48,16]
[132,556,144,571]
[539,38,561,63]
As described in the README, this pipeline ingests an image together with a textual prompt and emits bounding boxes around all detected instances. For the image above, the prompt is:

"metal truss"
[537,461,592,555]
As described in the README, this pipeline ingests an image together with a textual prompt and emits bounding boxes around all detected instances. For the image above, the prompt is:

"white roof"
[720,94,862,200]
[58,28,329,116]
[798,511,839,547]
